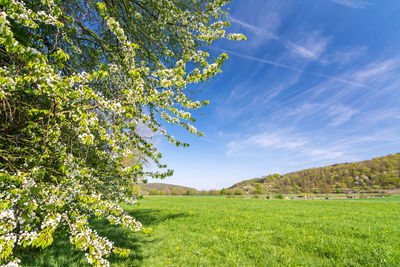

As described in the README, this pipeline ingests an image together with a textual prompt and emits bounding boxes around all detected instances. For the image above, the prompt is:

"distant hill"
[140,183,198,195]
[229,153,400,194]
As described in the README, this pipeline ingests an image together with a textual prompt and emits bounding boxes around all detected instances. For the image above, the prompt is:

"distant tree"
[234,188,245,195]
[149,190,160,195]
[185,189,197,195]
[207,190,219,195]
[164,188,171,195]
[220,188,228,195]
[320,183,331,194]
[226,189,233,195]
[255,184,263,194]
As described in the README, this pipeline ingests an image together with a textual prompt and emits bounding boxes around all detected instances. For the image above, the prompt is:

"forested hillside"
[140,183,198,195]
[229,153,400,194]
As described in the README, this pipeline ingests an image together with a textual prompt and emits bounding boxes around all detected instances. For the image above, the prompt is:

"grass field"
[20,196,400,266]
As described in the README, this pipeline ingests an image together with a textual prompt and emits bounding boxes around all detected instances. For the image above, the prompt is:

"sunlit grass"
[21,195,400,266]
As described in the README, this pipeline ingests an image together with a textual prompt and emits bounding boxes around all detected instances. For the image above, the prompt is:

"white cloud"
[214,71,301,126]
[287,42,319,59]
[226,130,308,156]
[229,16,278,40]
[356,110,400,125]
[307,56,400,104]
[322,46,367,66]
[286,32,329,60]
[330,0,372,8]
[229,16,328,61]
[247,133,307,149]
[226,129,347,162]
[287,103,358,127]
[352,60,394,82]
[225,125,400,164]
[335,46,367,64]
[222,49,299,71]
[222,48,365,88]
[302,148,344,161]
[327,105,358,126]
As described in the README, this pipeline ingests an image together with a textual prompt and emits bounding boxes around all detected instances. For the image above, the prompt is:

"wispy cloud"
[280,57,400,130]
[308,57,400,103]
[326,46,367,65]
[226,126,400,165]
[229,16,329,61]
[352,59,395,82]
[228,16,278,40]
[226,130,308,156]
[214,73,300,126]
[226,129,347,162]
[330,0,372,8]
[221,48,366,88]
[223,49,300,72]
[286,32,329,60]
[327,105,358,126]
[288,101,358,127]
[302,148,344,161]
[355,109,400,125]
[287,103,358,127]
[224,54,400,167]
[287,41,323,59]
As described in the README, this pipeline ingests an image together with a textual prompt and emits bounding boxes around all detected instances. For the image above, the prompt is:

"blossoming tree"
[0,0,244,265]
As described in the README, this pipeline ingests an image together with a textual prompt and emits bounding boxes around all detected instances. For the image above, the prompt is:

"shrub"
[255,184,264,194]
[234,189,245,195]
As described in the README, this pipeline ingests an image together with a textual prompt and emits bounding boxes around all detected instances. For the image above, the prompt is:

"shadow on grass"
[126,208,190,226]
[17,234,89,267]
[18,209,189,266]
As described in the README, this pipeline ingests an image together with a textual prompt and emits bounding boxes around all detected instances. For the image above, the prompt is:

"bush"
[186,190,197,195]
[234,189,245,195]
[255,184,264,194]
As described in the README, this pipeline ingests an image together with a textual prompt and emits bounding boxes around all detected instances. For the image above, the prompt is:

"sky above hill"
[150,0,400,190]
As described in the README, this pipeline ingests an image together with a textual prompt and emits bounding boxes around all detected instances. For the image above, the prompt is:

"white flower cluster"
[0,233,18,262]
[1,257,20,267]
[6,0,59,27]
[70,217,114,267]
[0,209,15,223]
[78,132,95,145]
[41,214,61,230]
[0,209,17,234]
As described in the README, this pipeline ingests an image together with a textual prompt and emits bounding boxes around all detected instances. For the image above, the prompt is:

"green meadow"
[21,196,400,266]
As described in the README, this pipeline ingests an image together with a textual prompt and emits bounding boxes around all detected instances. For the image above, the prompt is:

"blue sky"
[150,0,400,190]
